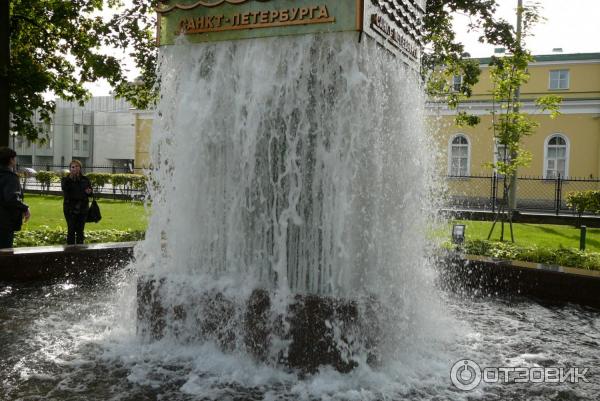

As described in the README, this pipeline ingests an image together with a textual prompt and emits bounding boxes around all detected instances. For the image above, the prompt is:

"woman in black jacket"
[61,160,92,244]
[0,147,30,248]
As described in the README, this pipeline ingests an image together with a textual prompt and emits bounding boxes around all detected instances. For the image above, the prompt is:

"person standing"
[61,160,92,245]
[0,147,31,249]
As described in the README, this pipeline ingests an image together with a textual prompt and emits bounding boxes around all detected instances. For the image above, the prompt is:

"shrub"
[460,239,600,271]
[110,173,147,197]
[565,190,600,216]
[14,226,145,247]
[35,171,60,192]
[87,173,113,192]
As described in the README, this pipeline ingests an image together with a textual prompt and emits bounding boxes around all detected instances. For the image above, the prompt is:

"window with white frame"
[549,69,569,90]
[82,140,88,151]
[74,139,80,151]
[449,134,470,176]
[452,75,463,92]
[544,134,569,179]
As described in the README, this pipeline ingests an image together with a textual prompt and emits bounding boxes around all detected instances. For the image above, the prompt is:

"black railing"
[445,174,600,214]
[16,163,150,199]
[16,163,148,175]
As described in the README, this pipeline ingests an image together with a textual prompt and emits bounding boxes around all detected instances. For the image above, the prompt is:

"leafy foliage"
[566,191,600,216]
[423,0,514,125]
[487,47,560,178]
[35,170,60,192]
[8,0,158,142]
[461,239,600,271]
[87,172,113,192]
[110,173,147,196]
[15,225,145,247]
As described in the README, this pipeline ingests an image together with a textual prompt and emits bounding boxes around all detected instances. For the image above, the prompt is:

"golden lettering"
[280,9,289,22]
[249,11,258,24]
[259,11,268,24]
[318,5,329,19]
[176,3,336,36]
[270,10,279,22]
[310,6,319,19]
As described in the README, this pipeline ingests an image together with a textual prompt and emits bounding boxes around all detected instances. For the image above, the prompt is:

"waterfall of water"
[134,32,441,369]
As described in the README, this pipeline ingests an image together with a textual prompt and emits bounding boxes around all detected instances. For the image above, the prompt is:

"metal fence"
[445,174,600,214]
[16,163,147,175]
[17,163,149,199]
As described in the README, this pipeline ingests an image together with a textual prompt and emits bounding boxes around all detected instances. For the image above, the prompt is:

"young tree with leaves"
[482,1,561,241]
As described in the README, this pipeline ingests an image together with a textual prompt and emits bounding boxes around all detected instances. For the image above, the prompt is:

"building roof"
[475,52,600,65]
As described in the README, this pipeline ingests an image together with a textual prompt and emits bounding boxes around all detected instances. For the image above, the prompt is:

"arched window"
[449,134,470,176]
[544,134,569,179]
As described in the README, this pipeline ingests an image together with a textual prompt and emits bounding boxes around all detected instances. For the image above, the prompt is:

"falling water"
[2,32,599,401]
[130,31,446,371]
[140,32,436,296]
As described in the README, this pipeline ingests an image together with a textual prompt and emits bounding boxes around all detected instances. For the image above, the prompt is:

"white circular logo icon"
[451,359,482,391]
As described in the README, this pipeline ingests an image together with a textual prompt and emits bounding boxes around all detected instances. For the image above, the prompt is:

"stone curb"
[438,253,600,309]
[0,242,136,282]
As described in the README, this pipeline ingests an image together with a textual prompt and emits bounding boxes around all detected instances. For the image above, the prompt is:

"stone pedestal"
[137,276,380,373]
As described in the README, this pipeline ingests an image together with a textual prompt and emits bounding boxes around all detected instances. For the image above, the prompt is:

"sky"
[453,0,600,57]
[88,0,600,96]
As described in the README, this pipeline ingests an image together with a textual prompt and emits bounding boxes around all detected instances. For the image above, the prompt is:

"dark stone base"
[437,252,600,309]
[137,276,380,374]
[0,242,135,282]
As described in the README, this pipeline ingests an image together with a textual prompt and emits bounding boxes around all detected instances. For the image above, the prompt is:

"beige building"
[430,52,600,209]
[134,111,153,169]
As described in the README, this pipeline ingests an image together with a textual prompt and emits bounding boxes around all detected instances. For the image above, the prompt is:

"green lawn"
[18,195,599,252]
[450,219,600,252]
[21,194,149,232]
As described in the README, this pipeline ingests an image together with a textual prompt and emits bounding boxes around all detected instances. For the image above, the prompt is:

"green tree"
[423,1,561,241]
[423,0,515,126]
[2,0,158,145]
[482,1,561,241]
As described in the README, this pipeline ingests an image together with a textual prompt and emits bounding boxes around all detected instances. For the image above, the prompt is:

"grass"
[20,194,149,232]
[18,195,600,253]
[449,219,600,252]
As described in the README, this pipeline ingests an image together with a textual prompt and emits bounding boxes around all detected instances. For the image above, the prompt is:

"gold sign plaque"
[157,0,361,45]
[157,0,424,65]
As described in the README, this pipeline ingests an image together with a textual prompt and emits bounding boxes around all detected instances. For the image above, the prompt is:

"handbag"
[86,196,102,223]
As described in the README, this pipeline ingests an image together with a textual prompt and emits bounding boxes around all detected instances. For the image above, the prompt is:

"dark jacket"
[62,175,92,216]
[0,167,29,231]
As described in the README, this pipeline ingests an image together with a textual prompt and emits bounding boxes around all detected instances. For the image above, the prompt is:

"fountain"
[136,0,435,373]
[2,1,598,399]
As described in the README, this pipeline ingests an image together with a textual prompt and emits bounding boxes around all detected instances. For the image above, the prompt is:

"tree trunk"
[0,0,9,147]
